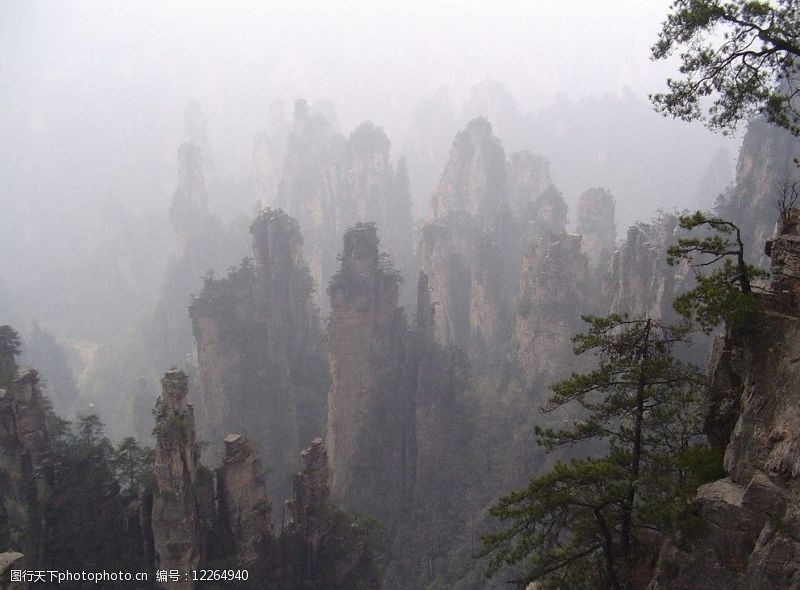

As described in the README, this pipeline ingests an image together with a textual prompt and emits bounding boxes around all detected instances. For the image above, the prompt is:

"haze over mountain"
[8,2,796,589]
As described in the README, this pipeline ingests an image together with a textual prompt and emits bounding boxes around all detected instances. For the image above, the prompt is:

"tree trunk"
[620,318,651,565]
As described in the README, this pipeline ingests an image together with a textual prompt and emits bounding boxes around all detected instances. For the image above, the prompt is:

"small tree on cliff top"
[667,211,767,333]
[480,314,714,589]
[0,325,21,385]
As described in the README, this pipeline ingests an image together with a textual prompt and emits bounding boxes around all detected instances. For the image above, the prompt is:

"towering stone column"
[507,150,553,221]
[419,118,517,354]
[216,434,271,577]
[278,438,380,589]
[326,224,414,524]
[0,369,52,562]
[606,214,687,322]
[276,105,415,309]
[576,187,616,270]
[190,208,327,505]
[151,369,213,589]
[284,438,332,563]
[514,234,587,390]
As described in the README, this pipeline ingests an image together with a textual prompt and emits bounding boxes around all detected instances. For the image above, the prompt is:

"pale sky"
[1,0,683,177]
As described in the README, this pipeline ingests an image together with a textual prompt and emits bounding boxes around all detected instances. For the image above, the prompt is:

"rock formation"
[253,99,290,209]
[278,438,381,589]
[0,551,25,589]
[169,143,210,258]
[190,208,327,505]
[325,227,474,586]
[276,99,343,295]
[284,438,331,560]
[526,185,569,241]
[514,234,587,389]
[417,221,473,347]
[717,117,800,266]
[143,139,249,405]
[507,150,553,221]
[576,187,616,270]
[326,224,414,524]
[151,369,213,589]
[408,272,470,505]
[649,210,800,589]
[339,122,415,290]
[419,118,518,354]
[147,371,381,588]
[606,214,688,322]
[215,434,271,577]
[429,118,507,221]
[0,369,51,561]
[276,100,414,308]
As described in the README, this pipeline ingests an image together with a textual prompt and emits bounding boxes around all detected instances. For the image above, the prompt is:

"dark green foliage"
[480,315,709,589]
[652,0,800,135]
[278,510,386,590]
[328,222,403,299]
[112,437,155,496]
[43,413,154,580]
[0,325,21,386]
[666,211,767,332]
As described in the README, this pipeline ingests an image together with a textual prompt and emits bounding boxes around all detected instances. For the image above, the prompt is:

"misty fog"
[3,2,770,587]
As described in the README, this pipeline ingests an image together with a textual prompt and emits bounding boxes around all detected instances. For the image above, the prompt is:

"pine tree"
[666,211,768,333]
[480,314,716,589]
[651,0,800,136]
[0,325,21,385]
[112,436,154,496]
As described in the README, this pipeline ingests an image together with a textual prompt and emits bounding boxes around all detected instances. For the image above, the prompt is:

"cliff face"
[277,99,344,297]
[190,208,327,505]
[577,188,616,270]
[326,224,414,524]
[429,118,507,221]
[278,438,381,589]
[718,118,800,267]
[215,434,271,576]
[526,185,568,241]
[0,370,51,560]
[607,215,688,322]
[649,211,800,590]
[419,118,519,355]
[151,369,213,588]
[514,234,587,390]
[339,123,415,290]
[507,150,552,221]
[276,101,414,308]
[325,232,472,587]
